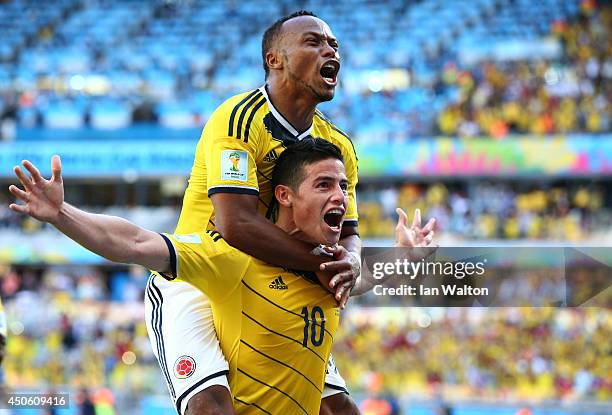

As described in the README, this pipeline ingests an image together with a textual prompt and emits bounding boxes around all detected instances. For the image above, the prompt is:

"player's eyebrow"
[314,174,347,183]
[302,31,338,44]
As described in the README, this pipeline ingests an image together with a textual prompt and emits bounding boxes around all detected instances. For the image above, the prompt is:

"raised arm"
[8,157,169,272]
[347,208,436,296]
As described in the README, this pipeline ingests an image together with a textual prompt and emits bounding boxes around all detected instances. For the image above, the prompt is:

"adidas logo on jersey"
[263,150,278,163]
[269,276,288,290]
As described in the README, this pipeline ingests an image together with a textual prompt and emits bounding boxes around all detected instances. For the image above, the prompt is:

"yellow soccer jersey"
[158,232,339,415]
[175,85,358,234]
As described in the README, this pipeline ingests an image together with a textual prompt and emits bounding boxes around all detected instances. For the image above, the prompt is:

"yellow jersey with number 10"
[157,231,339,415]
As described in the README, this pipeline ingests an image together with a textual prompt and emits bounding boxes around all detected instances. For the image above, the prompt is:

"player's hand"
[395,208,437,260]
[318,245,360,309]
[395,208,435,247]
[8,156,65,224]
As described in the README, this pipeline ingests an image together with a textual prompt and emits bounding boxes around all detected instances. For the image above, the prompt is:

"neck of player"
[266,79,317,133]
[275,209,315,246]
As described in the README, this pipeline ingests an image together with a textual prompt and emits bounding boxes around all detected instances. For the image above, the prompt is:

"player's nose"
[321,42,337,59]
[330,183,345,203]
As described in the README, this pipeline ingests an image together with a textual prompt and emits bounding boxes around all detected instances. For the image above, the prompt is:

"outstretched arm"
[9,156,169,272]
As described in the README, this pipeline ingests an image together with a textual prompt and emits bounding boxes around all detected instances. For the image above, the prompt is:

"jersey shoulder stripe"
[236,91,264,141]
[205,229,223,242]
[243,96,267,142]
[228,89,260,137]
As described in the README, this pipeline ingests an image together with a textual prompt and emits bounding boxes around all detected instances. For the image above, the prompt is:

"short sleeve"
[203,92,265,197]
[155,232,251,302]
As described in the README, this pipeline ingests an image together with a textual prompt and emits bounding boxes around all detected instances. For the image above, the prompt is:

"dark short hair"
[272,137,344,192]
[261,10,317,78]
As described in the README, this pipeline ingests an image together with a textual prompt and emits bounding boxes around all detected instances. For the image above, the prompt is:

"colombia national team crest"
[174,355,196,379]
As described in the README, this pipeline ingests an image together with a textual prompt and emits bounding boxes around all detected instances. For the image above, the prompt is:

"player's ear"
[266,49,283,72]
[275,184,293,208]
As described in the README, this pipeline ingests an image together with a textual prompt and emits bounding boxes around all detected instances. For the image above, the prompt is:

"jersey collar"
[259,85,313,140]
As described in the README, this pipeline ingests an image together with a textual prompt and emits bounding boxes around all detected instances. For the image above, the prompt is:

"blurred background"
[0,0,610,413]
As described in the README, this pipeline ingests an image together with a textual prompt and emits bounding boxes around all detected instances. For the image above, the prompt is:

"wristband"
[310,244,334,258]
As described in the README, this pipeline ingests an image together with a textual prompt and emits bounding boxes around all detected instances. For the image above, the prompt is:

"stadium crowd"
[0,0,608,140]
[334,307,612,401]
[0,264,160,410]
[358,182,612,240]
[435,5,611,137]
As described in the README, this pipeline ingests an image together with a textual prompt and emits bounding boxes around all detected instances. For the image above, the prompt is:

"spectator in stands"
[437,6,610,137]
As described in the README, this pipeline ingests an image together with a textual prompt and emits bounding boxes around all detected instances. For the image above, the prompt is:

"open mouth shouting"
[320,59,340,86]
[323,207,345,233]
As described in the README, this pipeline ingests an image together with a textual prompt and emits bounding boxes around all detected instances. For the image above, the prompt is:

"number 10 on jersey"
[301,306,325,347]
